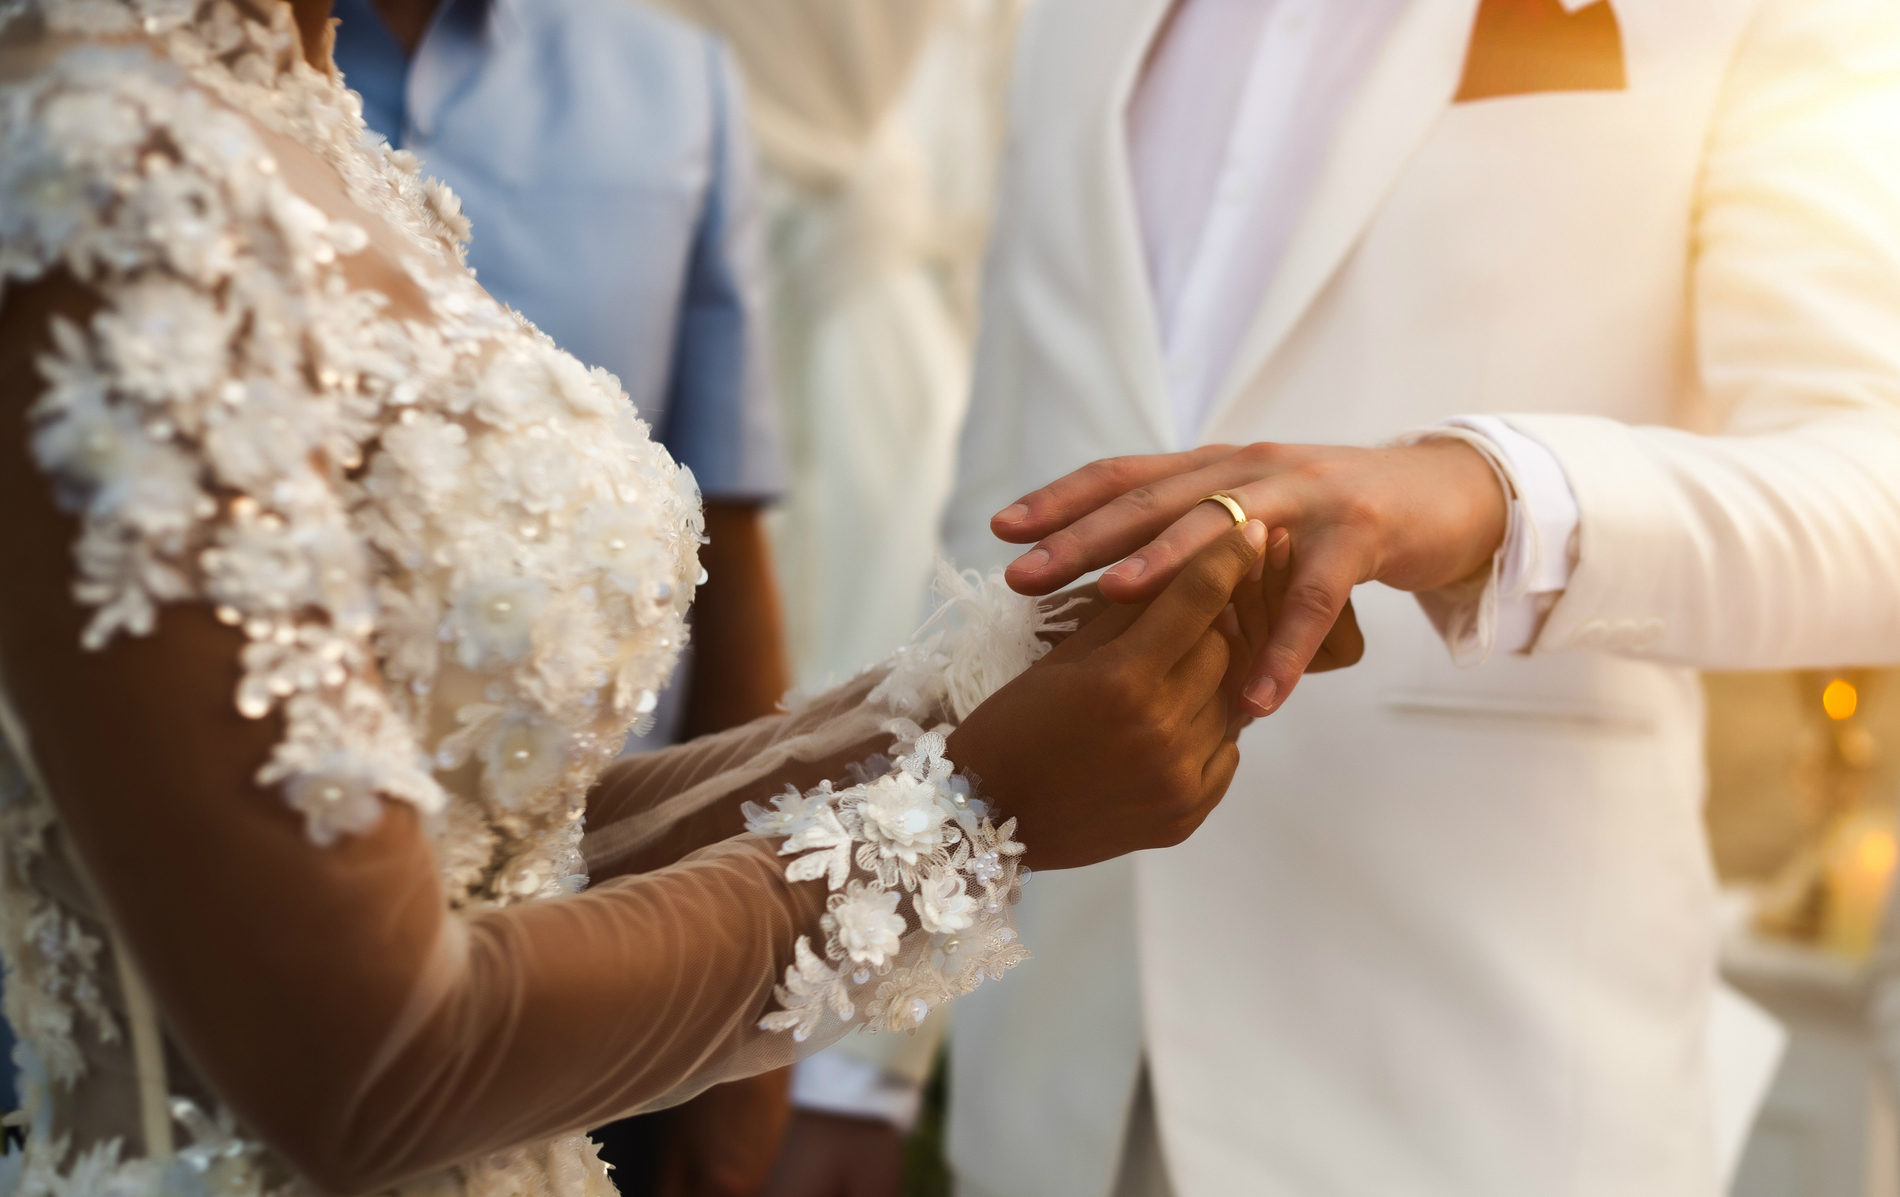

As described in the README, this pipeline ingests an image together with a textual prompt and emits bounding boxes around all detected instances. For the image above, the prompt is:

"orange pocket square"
[1456,0,1626,102]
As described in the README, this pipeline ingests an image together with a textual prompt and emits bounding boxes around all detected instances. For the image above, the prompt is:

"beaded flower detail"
[744,732,1028,1039]
[0,0,701,905]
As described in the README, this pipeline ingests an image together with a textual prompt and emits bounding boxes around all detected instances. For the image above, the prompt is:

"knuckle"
[1194,627,1232,672]
[1182,559,1234,610]
[1099,657,1146,711]
[1113,484,1163,518]
[1238,441,1282,469]
[1283,577,1341,624]
[1039,527,1082,562]
[1090,455,1143,491]
[1077,458,1118,490]
[1162,795,1211,845]
[1292,455,1339,490]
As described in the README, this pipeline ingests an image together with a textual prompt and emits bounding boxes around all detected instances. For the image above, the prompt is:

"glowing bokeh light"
[1823,678,1858,721]
[1858,829,1898,877]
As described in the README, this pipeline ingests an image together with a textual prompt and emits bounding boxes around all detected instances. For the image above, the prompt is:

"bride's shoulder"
[0,0,467,294]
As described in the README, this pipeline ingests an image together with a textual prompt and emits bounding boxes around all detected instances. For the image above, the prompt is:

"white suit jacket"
[942,0,1900,1194]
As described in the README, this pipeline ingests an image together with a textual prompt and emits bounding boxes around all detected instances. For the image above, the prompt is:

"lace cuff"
[745,731,1027,1038]
[745,561,1074,1038]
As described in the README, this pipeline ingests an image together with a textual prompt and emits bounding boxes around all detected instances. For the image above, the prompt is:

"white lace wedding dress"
[0,0,1061,1192]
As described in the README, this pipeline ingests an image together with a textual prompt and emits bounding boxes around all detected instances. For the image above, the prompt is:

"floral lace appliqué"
[745,732,1028,1040]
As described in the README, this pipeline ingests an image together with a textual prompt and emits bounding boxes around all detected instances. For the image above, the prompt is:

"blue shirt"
[332,0,784,499]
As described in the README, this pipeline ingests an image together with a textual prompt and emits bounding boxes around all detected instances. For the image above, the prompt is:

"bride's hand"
[947,521,1269,871]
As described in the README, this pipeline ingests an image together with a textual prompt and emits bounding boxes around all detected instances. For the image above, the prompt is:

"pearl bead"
[607,538,625,552]
[491,600,512,615]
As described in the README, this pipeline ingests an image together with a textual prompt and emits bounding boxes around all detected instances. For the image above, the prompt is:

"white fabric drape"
[655,0,1021,690]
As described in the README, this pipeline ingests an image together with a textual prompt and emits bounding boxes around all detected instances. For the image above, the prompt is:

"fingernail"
[1108,556,1147,581]
[996,503,1029,525]
[1243,676,1278,716]
[1243,520,1267,551]
[1012,547,1050,573]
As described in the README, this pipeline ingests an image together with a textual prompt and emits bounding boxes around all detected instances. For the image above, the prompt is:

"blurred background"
[1706,669,1899,1197]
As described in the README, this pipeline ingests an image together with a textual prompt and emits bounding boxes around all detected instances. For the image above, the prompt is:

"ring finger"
[1098,476,1310,603]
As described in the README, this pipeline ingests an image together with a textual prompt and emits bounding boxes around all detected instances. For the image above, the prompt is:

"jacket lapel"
[1201,0,1482,437]
[1094,0,1179,452]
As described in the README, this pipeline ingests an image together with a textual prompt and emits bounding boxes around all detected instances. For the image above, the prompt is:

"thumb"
[1114,521,1268,668]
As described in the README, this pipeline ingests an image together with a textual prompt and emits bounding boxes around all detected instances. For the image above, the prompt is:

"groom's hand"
[990,440,1506,718]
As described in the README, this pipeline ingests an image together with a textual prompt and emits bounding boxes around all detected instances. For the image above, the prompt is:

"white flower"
[866,966,944,1034]
[39,86,145,169]
[451,576,548,669]
[577,501,663,593]
[743,784,834,838]
[542,349,618,418]
[0,129,92,256]
[478,423,579,514]
[480,709,568,810]
[917,865,975,935]
[424,176,473,243]
[470,346,555,430]
[31,369,209,548]
[283,758,386,846]
[825,881,905,968]
[379,412,470,506]
[855,772,951,866]
[94,277,234,406]
[759,937,852,1041]
[31,379,139,496]
[779,800,855,891]
[673,461,704,540]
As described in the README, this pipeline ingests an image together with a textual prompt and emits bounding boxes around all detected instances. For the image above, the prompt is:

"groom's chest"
[996,0,1757,449]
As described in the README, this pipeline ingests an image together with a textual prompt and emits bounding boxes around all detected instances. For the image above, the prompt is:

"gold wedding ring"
[1198,492,1248,527]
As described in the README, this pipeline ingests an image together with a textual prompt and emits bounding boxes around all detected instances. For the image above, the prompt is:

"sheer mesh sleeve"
[2,446,1042,1193]
[582,671,891,878]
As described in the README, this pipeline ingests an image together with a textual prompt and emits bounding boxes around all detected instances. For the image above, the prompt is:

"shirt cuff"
[1438,415,1580,653]
[790,1049,925,1133]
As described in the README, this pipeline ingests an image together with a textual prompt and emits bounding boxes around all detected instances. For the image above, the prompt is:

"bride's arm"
[579,584,1123,880]
[2,271,1262,1192]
